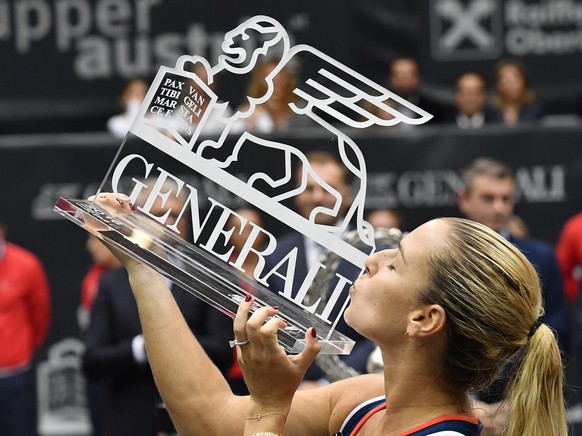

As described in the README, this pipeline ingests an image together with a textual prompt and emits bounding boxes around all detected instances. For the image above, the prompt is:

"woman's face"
[344,220,446,344]
[496,65,525,102]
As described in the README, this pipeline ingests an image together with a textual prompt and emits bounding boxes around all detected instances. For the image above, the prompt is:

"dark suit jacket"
[508,235,568,348]
[441,105,498,127]
[478,235,568,403]
[82,267,233,436]
[489,102,543,123]
[263,232,376,380]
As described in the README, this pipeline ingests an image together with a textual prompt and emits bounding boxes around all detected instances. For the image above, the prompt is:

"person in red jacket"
[556,212,582,302]
[0,215,51,436]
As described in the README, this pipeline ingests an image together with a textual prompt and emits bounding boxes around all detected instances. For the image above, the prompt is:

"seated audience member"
[388,57,445,125]
[365,208,403,230]
[186,62,238,136]
[445,72,496,128]
[92,193,568,436]
[508,214,530,239]
[235,59,311,132]
[457,157,568,434]
[490,59,543,125]
[262,150,377,385]
[106,78,149,138]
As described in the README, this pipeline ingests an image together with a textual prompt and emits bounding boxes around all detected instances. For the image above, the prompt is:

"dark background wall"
[1,124,580,357]
[1,0,581,134]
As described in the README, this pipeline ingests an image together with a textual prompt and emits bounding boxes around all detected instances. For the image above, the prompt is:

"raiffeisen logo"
[430,0,582,60]
[430,0,503,60]
[505,0,582,56]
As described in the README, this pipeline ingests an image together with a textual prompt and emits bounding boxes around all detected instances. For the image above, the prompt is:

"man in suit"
[388,57,445,125]
[457,157,568,435]
[444,72,496,129]
[263,150,376,386]
[82,193,233,436]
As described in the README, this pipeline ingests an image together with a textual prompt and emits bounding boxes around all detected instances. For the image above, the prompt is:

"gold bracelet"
[246,433,280,436]
[245,411,287,422]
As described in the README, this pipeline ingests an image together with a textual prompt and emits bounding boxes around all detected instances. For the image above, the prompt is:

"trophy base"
[54,197,355,355]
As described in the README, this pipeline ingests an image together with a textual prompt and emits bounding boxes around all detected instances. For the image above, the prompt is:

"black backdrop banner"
[1,124,580,359]
[3,0,582,132]
[0,0,352,130]
[353,0,582,114]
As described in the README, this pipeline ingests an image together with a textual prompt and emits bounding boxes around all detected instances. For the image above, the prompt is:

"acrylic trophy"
[54,16,432,355]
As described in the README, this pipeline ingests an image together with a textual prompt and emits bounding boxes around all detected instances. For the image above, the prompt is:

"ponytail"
[503,324,567,436]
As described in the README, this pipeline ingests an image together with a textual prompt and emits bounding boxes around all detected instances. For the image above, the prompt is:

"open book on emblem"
[54,15,431,354]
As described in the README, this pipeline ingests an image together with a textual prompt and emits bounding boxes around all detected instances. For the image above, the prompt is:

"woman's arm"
[88,194,383,435]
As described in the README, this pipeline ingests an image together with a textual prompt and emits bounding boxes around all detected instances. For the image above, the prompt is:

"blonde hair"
[422,218,566,436]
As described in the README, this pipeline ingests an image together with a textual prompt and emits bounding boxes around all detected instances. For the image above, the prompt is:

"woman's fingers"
[89,192,135,212]
[233,294,254,345]
[233,296,288,354]
[292,327,321,372]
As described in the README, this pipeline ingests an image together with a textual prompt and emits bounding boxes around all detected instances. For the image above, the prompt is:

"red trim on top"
[351,407,479,436]
[402,414,479,435]
[351,403,387,435]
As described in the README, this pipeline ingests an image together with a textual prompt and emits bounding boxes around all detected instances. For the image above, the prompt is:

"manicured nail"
[116,198,125,205]
[129,203,137,211]
[272,305,279,311]
[311,327,317,338]
[245,294,252,302]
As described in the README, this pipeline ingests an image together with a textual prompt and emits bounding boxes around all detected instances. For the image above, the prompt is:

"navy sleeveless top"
[337,395,482,435]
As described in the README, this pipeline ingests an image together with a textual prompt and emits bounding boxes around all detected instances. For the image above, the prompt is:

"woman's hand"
[233,295,320,434]
[86,193,145,271]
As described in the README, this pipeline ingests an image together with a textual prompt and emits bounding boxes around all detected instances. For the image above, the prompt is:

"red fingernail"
[116,199,124,205]
[245,294,252,302]
[311,327,317,338]
[273,305,279,310]
[130,203,137,211]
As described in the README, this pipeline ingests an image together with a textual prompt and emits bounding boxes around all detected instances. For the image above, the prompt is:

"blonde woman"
[94,194,566,436]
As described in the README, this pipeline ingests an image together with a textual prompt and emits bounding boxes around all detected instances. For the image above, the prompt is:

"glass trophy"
[54,16,431,354]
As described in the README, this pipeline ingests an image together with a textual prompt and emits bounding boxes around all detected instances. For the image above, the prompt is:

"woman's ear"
[408,305,446,338]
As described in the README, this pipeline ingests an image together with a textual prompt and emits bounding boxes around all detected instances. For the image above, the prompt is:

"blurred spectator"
[360,99,397,126]
[457,157,568,434]
[365,208,403,230]
[187,62,237,136]
[263,150,376,386]
[445,72,496,129]
[508,214,530,239]
[0,214,51,436]
[556,212,582,302]
[78,234,121,436]
[236,59,313,132]
[82,192,233,436]
[388,57,444,125]
[78,234,121,331]
[106,78,149,138]
[490,59,543,125]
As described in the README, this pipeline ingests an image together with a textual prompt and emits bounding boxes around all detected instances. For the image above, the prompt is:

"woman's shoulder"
[327,374,385,419]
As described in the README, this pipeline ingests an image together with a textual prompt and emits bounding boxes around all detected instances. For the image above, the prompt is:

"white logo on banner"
[124,16,433,270]
[430,0,503,60]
